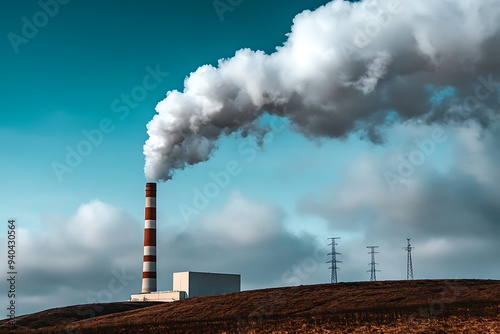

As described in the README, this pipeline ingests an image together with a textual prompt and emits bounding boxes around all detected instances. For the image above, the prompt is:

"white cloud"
[145,0,500,180]
[8,195,323,317]
[4,200,142,317]
[188,191,283,246]
[297,122,500,280]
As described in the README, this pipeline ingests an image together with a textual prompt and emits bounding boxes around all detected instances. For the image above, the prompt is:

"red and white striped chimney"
[142,182,157,293]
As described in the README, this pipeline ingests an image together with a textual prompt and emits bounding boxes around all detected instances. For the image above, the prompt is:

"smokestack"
[142,182,157,293]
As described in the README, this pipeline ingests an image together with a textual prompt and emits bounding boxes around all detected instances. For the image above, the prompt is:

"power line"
[402,238,414,280]
[367,246,380,282]
[327,237,342,283]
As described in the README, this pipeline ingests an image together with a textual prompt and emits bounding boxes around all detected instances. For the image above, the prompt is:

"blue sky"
[1,0,500,317]
[1,0,337,227]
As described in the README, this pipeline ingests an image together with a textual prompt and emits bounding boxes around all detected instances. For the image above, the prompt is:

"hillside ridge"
[1,279,499,333]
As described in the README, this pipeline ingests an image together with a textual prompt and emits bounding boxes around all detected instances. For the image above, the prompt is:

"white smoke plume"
[144,0,500,181]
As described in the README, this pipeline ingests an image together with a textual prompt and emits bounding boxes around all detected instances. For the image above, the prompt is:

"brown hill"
[1,279,499,333]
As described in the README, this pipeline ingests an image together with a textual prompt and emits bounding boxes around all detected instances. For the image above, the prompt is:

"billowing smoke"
[144,0,500,181]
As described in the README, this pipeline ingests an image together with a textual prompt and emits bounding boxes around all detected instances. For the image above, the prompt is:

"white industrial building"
[130,290,186,302]
[131,271,241,302]
[173,271,241,298]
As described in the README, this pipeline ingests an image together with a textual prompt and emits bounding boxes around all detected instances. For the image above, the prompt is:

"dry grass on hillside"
[1,279,499,333]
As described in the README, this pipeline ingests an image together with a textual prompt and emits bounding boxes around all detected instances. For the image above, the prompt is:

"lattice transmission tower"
[327,237,342,283]
[367,246,380,282]
[402,238,414,280]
